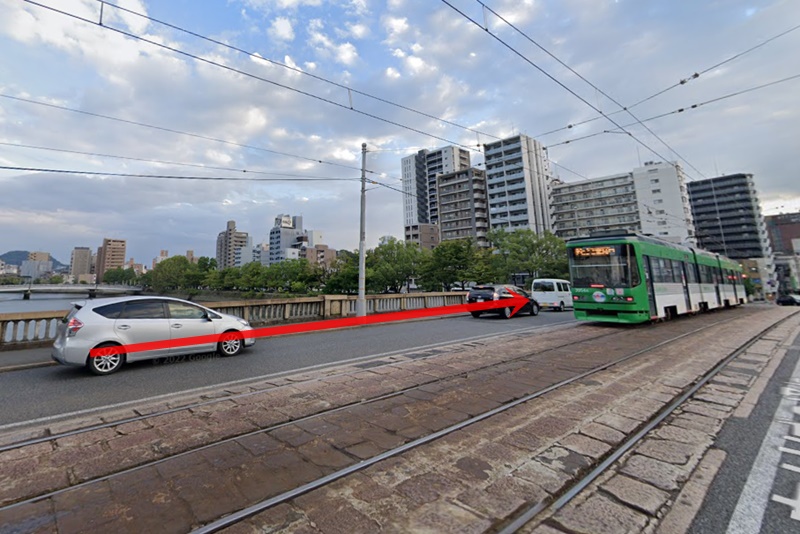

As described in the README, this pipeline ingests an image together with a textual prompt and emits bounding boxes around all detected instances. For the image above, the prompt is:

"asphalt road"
[0,310,577,428]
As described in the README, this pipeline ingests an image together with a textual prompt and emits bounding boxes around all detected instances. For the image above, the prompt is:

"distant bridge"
[0,285,144,299]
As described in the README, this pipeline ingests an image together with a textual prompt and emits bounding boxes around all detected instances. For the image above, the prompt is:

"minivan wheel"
[88,343,125,375]
[217,331,243,357]
[502,306,513,319]
[530,302,540,316]
[470,311,482,318]
[557,301,565,312]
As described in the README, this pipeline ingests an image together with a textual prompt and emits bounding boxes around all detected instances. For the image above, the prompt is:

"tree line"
[90,230,571,296]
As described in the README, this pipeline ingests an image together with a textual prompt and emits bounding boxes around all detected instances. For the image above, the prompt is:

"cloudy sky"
[1,0,798,265]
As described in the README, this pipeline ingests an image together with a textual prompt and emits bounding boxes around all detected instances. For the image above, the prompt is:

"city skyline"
[1,0,799,263]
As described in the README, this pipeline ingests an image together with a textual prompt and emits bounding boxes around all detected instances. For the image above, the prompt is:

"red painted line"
[89,292,530,357]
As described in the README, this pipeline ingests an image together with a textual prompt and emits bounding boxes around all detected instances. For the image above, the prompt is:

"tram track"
[0,321,583,453]
[0,324,588,442]
[0,307,774,533]
[495,309,800,533]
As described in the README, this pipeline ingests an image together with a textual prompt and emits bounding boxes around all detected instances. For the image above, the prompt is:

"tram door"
[643,256,658,318]
[681,262,691,310]
[714,267,722,306]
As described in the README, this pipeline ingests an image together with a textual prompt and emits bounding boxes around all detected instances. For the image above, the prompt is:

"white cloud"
[385,67,401,79]
[268,16,295,42]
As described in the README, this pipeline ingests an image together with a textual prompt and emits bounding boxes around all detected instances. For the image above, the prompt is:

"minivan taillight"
[67,318,84,337]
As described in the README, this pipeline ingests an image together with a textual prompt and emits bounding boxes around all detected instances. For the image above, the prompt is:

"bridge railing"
[0,292,467,351]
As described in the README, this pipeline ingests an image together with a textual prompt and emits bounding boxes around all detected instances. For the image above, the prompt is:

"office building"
[216,220,249,270]
[404,223,440,250]
[483,134,552,234]
[267,214,305,265]
[551,161,694,243]
[436,167,489,247]
[234,236,262,267]
[69,247,92,277]
[765,212,800,255]
[402,146,471,241]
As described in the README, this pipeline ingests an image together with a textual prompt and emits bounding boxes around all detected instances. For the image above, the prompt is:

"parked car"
[467,285,539,319]
[52,296,255,375]
[776,294,800,306]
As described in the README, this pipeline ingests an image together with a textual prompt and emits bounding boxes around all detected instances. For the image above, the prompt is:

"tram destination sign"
[574,246,616,257]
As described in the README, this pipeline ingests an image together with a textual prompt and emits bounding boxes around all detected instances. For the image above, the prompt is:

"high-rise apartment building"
[96,238,126,282]
[234,236,262,267]
[551,161,694,243]
[687,174,771,259]
[483,134,552,234]
[216,220,249,269]
[69,247,92,277]
[436,168,490,247]
[402,146,471,240]
[688,173,776,296]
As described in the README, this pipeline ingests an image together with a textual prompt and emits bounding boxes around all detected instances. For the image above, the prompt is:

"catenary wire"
[0,93,368,174]
[96,0,503,143]
[0,141,356,179]
[475,0,707,180]
[21,0,477,151]
[530,21,800,139]
[439,0,685,178]
[544,72,800,152]
[0,165,359,182]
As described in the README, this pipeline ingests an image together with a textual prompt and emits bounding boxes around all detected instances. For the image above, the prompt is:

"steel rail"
[496,311,798,533]
[190,316,741,533]
[0,313,739,519]
[0,321,578,452]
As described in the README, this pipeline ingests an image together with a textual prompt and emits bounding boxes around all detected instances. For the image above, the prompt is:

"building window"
[650,178,660,184]
[654,199,664,204]
[652,189,661,194]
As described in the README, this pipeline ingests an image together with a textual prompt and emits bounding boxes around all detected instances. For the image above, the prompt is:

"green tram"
[566,232,745,324]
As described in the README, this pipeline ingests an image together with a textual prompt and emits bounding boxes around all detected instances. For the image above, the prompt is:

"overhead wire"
[439,0,684,179]
[544,72,800,150]
[0,141,355,179]
[98,0,503,144]
[21,0,477,151]
[0,165,360,182]
[475,0,707,180]
[530,21,800,140]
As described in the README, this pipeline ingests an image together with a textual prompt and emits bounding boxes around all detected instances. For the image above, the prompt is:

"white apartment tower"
[401,146,471,231]
[551,161,695,244]
[483,134,552,234]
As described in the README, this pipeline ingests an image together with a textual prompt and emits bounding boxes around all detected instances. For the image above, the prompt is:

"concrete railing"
[0,293,467,351]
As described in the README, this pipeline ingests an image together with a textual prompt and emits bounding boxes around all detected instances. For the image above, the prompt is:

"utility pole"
[356,143,367,317]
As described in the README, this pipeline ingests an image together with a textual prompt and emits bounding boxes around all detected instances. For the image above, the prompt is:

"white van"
[531,278,572,311]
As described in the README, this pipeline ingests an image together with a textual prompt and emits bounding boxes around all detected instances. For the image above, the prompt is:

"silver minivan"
[52,296,255,375]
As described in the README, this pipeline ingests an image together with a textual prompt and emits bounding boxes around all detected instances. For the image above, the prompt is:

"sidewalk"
[0,347,54,372]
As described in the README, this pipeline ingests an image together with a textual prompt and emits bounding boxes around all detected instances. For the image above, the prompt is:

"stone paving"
[0,306,796,533]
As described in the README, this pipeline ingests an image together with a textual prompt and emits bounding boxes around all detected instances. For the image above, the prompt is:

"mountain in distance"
[0,250,67,269]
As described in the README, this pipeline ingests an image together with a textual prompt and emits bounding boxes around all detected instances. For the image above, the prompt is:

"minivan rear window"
[94,302,126,319]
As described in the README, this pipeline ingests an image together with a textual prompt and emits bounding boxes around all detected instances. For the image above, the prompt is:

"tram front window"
[569,244,640,288]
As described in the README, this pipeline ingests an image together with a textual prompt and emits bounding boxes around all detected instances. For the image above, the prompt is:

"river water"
[0,293,80,314]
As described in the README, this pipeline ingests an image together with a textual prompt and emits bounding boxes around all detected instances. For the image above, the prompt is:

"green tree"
[150,256,191,293]
[418,239,475,291]
[488,229,568,285]
[368,238,425,293]
[102,267,137,285]
[324,251,359,294]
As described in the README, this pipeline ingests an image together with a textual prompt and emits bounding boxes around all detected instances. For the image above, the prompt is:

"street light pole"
[356,143,367,317]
